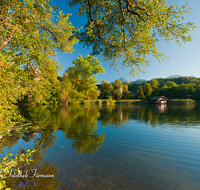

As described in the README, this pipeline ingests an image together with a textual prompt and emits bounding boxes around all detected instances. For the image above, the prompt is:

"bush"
[108,96,115,104]
[0,149,35,189]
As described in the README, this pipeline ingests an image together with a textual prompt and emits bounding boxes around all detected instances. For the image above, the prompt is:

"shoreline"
[17,99,199,106]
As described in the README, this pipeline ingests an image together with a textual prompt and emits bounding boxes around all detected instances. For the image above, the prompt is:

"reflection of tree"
[2,104,200,156]
[1,106,66,189]
[98,104,200,128]
[129,105,200,128]
[1,104,200,189]
[98,105,131,128]
[19,105,105,155]
[5,143,64,190]
[4,103,199,162]
[1,105,106,188]
[0,124,40,153]
[0,132,22,153]
[0,105,60,153]
[59,106,105,155]
[19,105,62,131]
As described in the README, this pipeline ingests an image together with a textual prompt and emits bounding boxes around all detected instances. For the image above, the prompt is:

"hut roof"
[150,96,168,100]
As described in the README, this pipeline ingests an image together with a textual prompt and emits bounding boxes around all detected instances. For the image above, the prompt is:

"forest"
[128,76,200,100]
[99,76,200,100]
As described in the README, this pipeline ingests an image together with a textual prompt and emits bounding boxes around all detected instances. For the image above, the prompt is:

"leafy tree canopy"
[0,0,78,103]
[67,0,196,74]
[0,0,78,129]
[150,78,159,90]
[1,0,78,73]
[66,54,105,100]
[100,79,130,100]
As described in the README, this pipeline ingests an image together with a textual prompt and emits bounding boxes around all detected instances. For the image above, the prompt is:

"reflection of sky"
[0,134,37,158]
[1,105,200,189]
[52,0,200,83]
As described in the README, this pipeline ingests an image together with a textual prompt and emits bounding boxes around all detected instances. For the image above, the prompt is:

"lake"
[1,104,200,190]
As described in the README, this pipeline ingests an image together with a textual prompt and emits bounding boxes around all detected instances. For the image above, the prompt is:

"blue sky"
[52,0,200,83]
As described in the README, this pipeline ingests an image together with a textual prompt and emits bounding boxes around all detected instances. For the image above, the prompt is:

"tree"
[66,55,105,100]
[122,84,130,99]
[1,0,77,83]
[0,0,78,128]
[165,81,178,88]
[170,86,179,99]
[113,79,123,100]
[143,83,153,99]
[178,83,196,99]
[56,76,72,105]
[67,0,196,74]
[128,82,141,93]
[0,54,27,132]
[139,86,145,100]
[150,78,159,90]
[150,78,159,96]
[100,80,130,99]
[100,80,112,98]
[195,83,200,100]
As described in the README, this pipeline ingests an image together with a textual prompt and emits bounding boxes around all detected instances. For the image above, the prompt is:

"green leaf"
[0,180,6,189]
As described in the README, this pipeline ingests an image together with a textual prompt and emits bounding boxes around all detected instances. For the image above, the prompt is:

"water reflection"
[0,104,200,189]
[154,104,168,113]
[98,104,200,128]
[19,105,105,155]
[4,145,63,190]
[59,106,105,155]
[1,104,199,154]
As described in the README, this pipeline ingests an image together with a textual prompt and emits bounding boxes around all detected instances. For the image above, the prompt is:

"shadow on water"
[0,104,200,189]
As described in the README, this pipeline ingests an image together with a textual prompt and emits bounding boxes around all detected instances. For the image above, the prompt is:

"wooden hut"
[150,96,168,104]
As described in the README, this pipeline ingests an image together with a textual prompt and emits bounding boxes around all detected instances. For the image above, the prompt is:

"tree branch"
[36,22,58,42]
[119,0,126,22]
[0,34,13,50]
[28,61,38,77]
[88,0,93,22]
[124,0,153,21]
[127,8,145,22]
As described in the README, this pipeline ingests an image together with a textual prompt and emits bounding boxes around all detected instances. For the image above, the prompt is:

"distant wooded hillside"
[128,76,200,100]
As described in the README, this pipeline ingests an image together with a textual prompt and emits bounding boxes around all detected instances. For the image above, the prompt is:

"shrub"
[108,96,115,104]
[0,149,35,189]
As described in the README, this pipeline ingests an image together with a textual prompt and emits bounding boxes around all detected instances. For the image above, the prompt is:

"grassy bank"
[18,99,199,106]
[80,99,150,105]
[81,99,198,105]
[167,99,195,105]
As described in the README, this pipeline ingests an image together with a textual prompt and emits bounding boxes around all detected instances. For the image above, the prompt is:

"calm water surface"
[1,104,200,190]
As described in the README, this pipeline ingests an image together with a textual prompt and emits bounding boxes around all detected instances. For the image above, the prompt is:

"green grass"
[167,99,195,103]
[81,99,145,105]
[115,99,142,104]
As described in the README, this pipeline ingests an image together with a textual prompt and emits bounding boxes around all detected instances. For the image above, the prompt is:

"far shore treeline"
[20,75,200,105]
[128,76,200,100]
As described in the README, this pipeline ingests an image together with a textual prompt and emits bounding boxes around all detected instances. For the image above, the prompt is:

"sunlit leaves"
[0,0,78,128]
[68,0,196,75]
[0,149,35,189]
[100,80,130,100]
[66,54,105,100]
